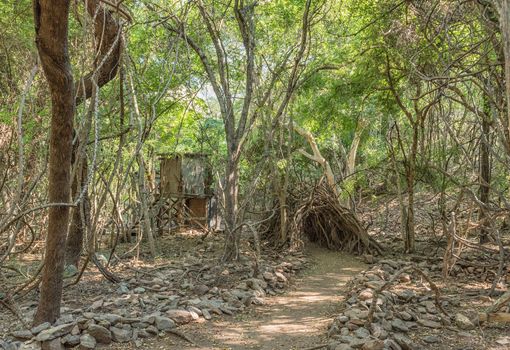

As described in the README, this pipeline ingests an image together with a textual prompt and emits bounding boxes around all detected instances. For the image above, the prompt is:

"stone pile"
[327,259,477,350]
[1,256,307,349]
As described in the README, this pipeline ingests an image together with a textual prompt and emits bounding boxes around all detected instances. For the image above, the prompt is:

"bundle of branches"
[290,183,383,255]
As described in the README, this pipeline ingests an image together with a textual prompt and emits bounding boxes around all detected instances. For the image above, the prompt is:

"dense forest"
[1,0,510,349]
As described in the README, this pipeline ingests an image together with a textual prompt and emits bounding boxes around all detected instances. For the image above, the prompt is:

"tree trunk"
[65,158,89,267]
[65,0,122,266]
[479,103,491,244]
[404,125,418,253]
[137,153,157,257]
[222,153,240,261]
[33,0,74,325]
[498,0,510,148]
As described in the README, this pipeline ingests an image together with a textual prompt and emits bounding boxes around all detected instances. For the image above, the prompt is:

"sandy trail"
[131,245,366,350]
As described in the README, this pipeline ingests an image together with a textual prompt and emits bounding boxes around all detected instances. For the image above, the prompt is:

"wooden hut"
[157,153,212,232]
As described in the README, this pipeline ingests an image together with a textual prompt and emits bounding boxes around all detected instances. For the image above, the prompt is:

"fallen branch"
[366,266,450,325]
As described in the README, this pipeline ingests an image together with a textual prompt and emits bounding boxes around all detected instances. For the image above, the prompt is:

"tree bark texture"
[65,157,89,267]
[479,102,491,244]
[33,0,75,325]
[222,154,240,261]
[65,0,122,265]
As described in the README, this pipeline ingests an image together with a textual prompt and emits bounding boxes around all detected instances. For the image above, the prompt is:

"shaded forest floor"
[1,193,510,350]
[111,245,366,350]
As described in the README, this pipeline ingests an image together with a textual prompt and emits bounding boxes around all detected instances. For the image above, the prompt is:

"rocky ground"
[0,230,307,349]
[326,254,510,350]
[324,194,510,350]
[1,194,509,350]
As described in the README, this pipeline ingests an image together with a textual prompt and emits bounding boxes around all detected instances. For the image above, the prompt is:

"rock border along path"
[137,245,366,350]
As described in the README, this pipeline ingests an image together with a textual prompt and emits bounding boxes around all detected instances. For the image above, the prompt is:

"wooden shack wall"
[160,156,181,195]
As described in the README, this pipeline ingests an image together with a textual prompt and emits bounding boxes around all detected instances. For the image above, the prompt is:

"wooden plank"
[160,156,181,195]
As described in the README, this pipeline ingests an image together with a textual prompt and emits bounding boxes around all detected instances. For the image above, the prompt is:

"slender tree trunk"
[65,0,122,266]
[277,170,289,245]
[33,0,74,325]
[479,107,491,244]
[404,125,418,253]
[499,0,510,147]
[222,152,240,261]
[137,153,157,257]
[65,159,89,267]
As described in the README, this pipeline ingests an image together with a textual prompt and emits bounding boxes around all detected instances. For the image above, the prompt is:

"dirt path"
[144,245,366,350]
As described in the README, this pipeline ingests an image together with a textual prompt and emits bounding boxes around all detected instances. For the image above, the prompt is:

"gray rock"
[334,344,354,350]
[354,327,370,339]
[344,308,368,320]
[166,309,193,324]
[121,317,141,324]
[455,313,475,330]
[369,323,387,339]
[41,338,64,350]
[337,315,349,323]
[397,311,412,321]
[383,339,401,350]
[100,313,122,325]
[423,335,439,343]
[79,334,96,349]
[193,284,209,295]
[349,337,367,348]
[457,331,474,338]
[63,265,78,278]
[133,287,146,294]
[132,322,149,329]
[338,335,356,344]
[187,306,202,316]
[110,326,132,342]
[395,290,415,302]
[55,314,74,325]
[380,319,392,332]
[35,323,74,342]
[145,326,158,335]
[137,329,150,338]
[62,334,80,347]
[0,340,19,350]
[154,316,175,331]
[328,324,340,337]
[31,322,51,335]
[86,324,111,344]
[141,315,156,325]
[116,283,130,295]
[417,318,442,328]
[202,309,212,320]
[11,330,33,340]
[361,340,384,350]
[392,333,414,350]
[391,319,409,332]
[18,342,39,350]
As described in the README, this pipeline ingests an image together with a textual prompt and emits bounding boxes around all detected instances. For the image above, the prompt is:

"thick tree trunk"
[33,0,74,325]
